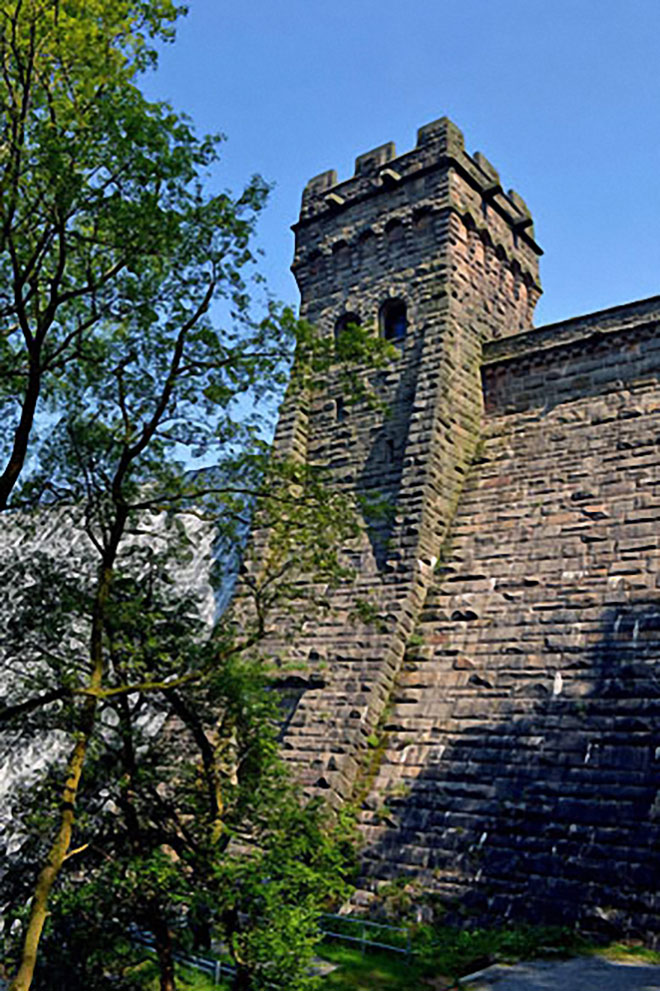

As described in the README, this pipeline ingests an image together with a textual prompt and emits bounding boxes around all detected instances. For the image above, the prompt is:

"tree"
[0,4,391,988]
[0,0,186,508]
[2,616,357,991]
[0,322,368,990]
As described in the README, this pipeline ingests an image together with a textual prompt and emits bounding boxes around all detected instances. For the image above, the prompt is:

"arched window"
[332,240,351,271]
[380,299,407,343]
[334,312,361,343]
[413,209,432,233]
[385,219,405,243]
[385,219,406,264]
[358,229,377,264]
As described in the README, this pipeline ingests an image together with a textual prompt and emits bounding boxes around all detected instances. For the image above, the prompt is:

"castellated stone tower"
[254,117,660,937]
[266,117,543,806]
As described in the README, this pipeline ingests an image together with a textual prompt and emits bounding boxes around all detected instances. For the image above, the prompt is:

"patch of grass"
[176,963,230,990]
[139,954,231,990]
[319,942,434,991]
[415,923,588,979]
[594,941,660,966]
[319,924,591,989]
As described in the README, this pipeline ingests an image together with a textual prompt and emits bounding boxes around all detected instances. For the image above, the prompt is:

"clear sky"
[144,0,660,328]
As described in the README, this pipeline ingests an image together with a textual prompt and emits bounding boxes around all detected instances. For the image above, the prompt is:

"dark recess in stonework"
[334,311,362,343]
[380,299,408,344]
[356,326,424,571]
[364,601,660,940]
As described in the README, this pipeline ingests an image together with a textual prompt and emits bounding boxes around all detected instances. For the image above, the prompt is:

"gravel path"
[462,956,660,991]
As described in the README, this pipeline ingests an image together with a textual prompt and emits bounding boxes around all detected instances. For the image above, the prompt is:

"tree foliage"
[0,2,390,989]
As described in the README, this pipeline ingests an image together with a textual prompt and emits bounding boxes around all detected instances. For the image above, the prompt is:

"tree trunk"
[232,965,251,991]
[9,548,120,991]
[8,729,93,991]
[0,355,41,510]
[152,913,177,991]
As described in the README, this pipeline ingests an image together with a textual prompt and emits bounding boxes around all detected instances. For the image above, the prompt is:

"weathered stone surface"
[247,117,660,939]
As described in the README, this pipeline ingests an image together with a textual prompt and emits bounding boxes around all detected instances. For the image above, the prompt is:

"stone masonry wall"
[243,116,660,937]
[358,298,660,940]
[243,119,543,804]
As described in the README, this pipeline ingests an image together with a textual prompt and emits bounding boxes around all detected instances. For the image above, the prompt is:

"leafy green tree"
[2,565,357,991]
[1,376,364,991]
[0,4,393,988]
[0,0,191,508]
[0,0,387,511]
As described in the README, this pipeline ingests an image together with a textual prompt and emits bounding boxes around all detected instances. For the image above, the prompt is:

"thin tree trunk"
[9,550,118,991]
[8,724,94,991]
[152,913,177,991]
[232,966,251,991]
[0,356,41,510]
[224,908,250,991]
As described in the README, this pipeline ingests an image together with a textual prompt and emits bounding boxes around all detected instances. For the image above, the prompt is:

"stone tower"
[268,117,543,805]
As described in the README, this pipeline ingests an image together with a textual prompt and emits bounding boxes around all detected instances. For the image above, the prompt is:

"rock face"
[258,117,660,938]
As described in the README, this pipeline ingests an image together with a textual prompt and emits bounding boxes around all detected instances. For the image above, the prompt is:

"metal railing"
[319,913,412,957]
[132,912,413,986]
[131,926,236,984]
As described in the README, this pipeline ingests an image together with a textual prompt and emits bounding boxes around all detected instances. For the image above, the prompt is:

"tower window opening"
[413,209,432,233]
[385,219,405,242]
[332,241,351,270]
[334,312,361,344]
[335,396,346,422]
[380,299,407,344]
[358,229,377,261]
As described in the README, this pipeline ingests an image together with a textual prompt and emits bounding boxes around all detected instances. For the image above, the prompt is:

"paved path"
[462,956,660,991]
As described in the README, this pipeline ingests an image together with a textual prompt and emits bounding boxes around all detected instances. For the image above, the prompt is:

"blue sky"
[145,1,660,328]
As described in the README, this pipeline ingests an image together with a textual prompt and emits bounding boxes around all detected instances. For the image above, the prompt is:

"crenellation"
[239,116,660,939]
[297,118,542,293]
[355,141,397,175]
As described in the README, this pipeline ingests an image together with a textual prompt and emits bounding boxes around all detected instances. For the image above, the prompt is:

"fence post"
[361,921,366,956]
[214,959,221,984]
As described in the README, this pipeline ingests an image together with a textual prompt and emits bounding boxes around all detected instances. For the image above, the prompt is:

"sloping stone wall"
[249,117,660,937]
[242,119,542,804]
[358,302,660,939]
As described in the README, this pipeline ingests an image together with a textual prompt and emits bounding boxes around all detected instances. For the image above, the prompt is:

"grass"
[417,923,589,978]
[319,942,433,991]
[175,963,231,990]
[134,926,660,991]
[136,952,232,990]
[595,941,660,966]
[318,924,593,990]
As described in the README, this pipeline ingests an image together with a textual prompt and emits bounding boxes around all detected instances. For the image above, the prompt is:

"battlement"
[297,116,541,257]
[255,116,660,939]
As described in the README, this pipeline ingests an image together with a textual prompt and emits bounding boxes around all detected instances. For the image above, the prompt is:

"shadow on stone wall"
[362,600,660,938]
[356,329,426,570]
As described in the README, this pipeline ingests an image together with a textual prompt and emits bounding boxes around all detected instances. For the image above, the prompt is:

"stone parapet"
[294,117,542,297]
[484,293,660,367]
